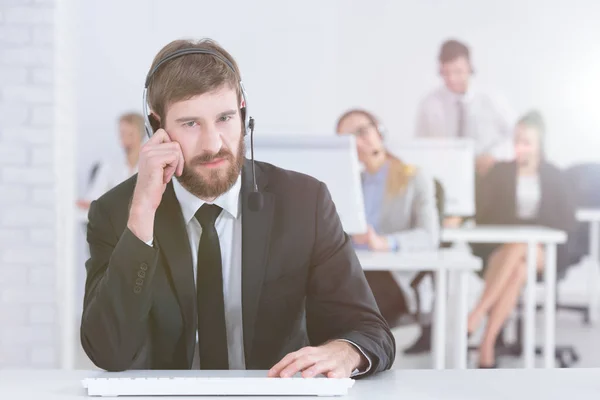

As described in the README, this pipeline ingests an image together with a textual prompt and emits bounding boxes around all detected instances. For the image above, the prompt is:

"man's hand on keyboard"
[267,340,365,379]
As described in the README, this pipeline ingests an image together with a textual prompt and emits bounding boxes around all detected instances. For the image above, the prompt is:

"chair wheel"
[556,348,579,368]
[570,348,580,363]
[558,359,568,368]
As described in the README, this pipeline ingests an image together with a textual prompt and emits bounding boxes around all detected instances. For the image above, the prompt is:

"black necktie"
[457,99,466,137]
[195,204,229,370]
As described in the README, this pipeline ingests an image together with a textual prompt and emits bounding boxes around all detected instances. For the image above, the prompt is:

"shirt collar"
[440,83,476,103]
[172,173,242,224]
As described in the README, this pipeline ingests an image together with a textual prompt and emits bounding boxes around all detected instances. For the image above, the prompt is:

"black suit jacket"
[474,160,576,268]
[80,159,395,374]
[476,161,575,229]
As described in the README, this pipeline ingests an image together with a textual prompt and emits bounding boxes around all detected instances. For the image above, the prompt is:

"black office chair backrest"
[434,178,445,226]
[88,162,101,187]
[565,163,600,207]
[564,163,600,266]
[409,178,446,306]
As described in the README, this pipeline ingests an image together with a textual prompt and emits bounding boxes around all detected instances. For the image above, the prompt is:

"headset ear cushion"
[149,114,161,133]
[378,125,386,141]
[240,107,247,135]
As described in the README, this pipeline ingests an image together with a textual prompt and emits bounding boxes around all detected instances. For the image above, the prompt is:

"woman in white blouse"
[467,111,575,368]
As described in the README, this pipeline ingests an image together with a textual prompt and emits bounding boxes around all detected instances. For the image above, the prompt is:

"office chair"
[558,163,600,324]
[88,161,101,188]
[465,163,600,368]
[401,179,446,354]
[467,271,581,368]
[511,281,581,368]
[366,178,446,332]
[410,178,446,317]
[464,224,584,367]
[491,166,600,367]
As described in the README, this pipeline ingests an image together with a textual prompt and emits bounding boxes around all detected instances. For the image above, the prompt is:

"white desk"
[2,369,599,400]
[442,225,567,369]
[576,208,600,323]
[356,250,482,370]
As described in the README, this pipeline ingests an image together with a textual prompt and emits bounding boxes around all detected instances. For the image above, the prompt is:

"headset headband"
[142,48,250,138]
[337,108,387,139]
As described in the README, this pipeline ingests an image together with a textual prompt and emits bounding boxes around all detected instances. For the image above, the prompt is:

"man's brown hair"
[146,38,242,125]
[438,39,470,64]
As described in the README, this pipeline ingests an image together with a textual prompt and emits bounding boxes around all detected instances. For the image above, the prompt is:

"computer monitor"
[247,134,367,234]
[389,138,475,217]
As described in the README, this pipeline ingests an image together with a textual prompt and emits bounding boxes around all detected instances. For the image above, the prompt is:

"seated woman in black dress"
[467,111,576,367]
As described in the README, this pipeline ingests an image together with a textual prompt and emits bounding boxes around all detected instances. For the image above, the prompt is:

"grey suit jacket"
[376,168,440,252]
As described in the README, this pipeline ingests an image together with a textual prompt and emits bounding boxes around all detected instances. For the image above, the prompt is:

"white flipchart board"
[247,135,367,234]
[390,138,475,217]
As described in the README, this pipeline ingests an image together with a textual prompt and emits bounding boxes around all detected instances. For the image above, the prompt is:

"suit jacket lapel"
[537,162,553,222]
[241,159,274,363]
[507,161,518,222]
[154,182,196,367]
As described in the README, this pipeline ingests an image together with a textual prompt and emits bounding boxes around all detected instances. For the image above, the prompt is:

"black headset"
[143,48,262,211]
[336,108,387,140]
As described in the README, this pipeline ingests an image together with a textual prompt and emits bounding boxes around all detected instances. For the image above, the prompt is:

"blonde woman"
[336,109,440,352]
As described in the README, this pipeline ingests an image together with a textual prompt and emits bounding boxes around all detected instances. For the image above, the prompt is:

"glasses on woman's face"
[345,123,377,138]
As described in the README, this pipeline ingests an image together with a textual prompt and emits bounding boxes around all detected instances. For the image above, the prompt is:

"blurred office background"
[1,0,600,369]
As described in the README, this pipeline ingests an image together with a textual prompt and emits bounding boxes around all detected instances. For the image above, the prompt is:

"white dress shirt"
[172,175,246,370]
[84,158,138,202]
[516,174,541,220]
[147,175,372,374]
[415,85,516,161]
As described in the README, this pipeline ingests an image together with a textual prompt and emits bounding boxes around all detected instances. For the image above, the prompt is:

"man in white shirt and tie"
[408,39,516,355]
[415,39,516,177]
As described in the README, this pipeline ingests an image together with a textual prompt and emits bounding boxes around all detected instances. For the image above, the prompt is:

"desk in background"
[575,208,600,323]
[2,369,599,400]
[356,250,482,370]
[442,225,567,369]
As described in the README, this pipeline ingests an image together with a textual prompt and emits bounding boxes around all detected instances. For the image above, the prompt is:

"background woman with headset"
[336,109,440,352]
[468,111,576,368]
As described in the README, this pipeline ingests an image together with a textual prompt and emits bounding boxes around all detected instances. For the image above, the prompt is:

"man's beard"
[177,137,245,199]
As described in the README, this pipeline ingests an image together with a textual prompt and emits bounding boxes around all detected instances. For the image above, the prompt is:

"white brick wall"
[0,104,30,126]
[0,25,31,44]
[5,6,54,25]
[0,144,28,164]
[0,67,28,85]
[0,47,53,66]
[0,228,28,244]
[31,67,53,84]
[0,0,58,368]
[2,126,53,144]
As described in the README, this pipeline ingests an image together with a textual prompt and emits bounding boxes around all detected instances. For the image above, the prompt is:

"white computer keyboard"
[81,371,355,397]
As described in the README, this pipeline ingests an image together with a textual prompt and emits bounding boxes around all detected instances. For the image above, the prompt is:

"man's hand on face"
[268,340,366,379]
[127,129,184,243]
